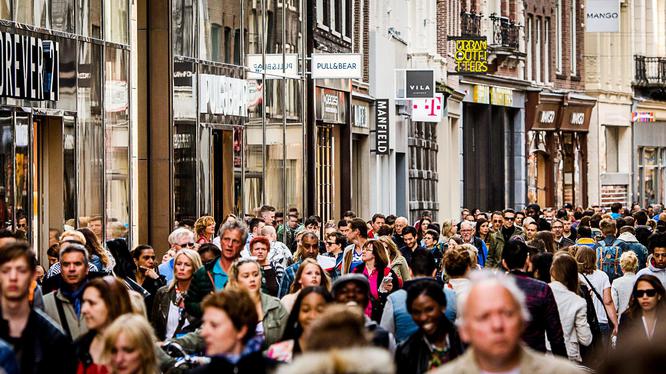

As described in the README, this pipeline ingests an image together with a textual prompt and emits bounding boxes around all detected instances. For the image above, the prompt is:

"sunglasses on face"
[178,242,196,248]
[503,216,515,221]
[634,289,658,298]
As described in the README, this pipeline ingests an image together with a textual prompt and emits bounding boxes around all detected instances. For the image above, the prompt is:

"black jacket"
[353,264,401,322]
[189,351,276,374]
[395,322,465,374]
[0,308,76,374]
[74,330,97,370]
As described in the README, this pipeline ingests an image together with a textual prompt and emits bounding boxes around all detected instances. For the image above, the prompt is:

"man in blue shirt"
[158,227,196,283]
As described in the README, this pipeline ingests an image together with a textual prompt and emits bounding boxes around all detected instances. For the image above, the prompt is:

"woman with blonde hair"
[101,314,158,374]
[194,216,216,244]
[280,258,331,312]
[611,250,639,316]
[228,258,289,347]
[440,219,456,242]
[151,249,203,340]
[376,236,411,282]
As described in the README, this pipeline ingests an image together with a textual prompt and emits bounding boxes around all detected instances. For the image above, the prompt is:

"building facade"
[0,0,132,260]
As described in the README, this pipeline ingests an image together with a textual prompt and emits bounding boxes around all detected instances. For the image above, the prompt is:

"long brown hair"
[550,253,579,292]
[78,227,110,268]
[363,240,390,268]
[82,276,133,328]
[290,258,331,294]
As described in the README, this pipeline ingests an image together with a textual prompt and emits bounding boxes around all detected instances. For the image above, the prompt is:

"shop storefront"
[0,0,131,259]
[633,105,666,207]
[526,91,595,208]
[148,0,307,243]
[462,83,525,211]
[351,96,371,218]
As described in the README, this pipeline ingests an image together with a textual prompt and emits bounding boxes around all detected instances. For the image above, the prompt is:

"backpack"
[578,283,604,366]
[596,240,622,282]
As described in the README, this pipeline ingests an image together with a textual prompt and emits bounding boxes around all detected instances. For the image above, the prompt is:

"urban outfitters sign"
[0,32,59,101]
[449,36,488,74]
[375,99,389,154]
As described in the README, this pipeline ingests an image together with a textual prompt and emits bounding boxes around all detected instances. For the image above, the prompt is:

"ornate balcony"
[634,55,666,87]
[461,11,482,37]
[489,14,519,50]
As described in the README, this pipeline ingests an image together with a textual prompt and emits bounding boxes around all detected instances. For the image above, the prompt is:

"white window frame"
[526,16,532,81]
[317,0,324,25]
[556,0,562,73]
[536,17,541,83]
[570,0,577,76]
[544,18,550,83]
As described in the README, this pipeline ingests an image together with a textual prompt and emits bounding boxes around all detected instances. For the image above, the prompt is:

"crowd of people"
[0,202,666,373]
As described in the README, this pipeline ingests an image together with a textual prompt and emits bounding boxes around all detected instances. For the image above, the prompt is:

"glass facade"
[0,0,131,258]
[637,146,666,207]
[172,0,306,226]
[409,121,439,222]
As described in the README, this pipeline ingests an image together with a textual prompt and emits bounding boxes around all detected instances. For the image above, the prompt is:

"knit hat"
[331,273,370,296]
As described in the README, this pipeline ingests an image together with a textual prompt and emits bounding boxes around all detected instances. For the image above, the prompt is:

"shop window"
[173,0,196,57]
[0,113,12,230]
[104,47,130,235]
[104,0,128,44]
[16,0,50,28]
[0,0,9,21]
[605,126,619,173]
[174,123,197,225]
[78,0,102,39]
[638,147,665,207]
[77,42,104,227]
[63,117,76,228]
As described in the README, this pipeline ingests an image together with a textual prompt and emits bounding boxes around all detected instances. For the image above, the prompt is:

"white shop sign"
[411,93,444,123]
[311,53,362,79]
[246,54,299,79]
[199,74,248,117]
[586,0,620,33]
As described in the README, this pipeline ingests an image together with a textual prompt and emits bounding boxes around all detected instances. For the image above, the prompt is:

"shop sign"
[315,87,346,123]
[540,110,557,124]
[560,106,592,131]
[490,87,513,106]
[586,0,620,33]
[199,74,248,117]
[375,99,389,154]
[449,36,488,74]
[246,54,299,79]
[0,32,59,101]
[405,70,434,99]
[632,111,655,123]
[353,104,368,128]
[311,53,362,79]
[411,93,444,123]
[472,85,489,104]
[174,61,194,86]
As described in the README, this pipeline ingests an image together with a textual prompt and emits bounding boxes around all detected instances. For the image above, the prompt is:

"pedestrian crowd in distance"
[0,202,665,374]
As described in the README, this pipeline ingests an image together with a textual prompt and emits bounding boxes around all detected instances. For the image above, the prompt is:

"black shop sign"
[0,31,59,101]
[375,99,389,154]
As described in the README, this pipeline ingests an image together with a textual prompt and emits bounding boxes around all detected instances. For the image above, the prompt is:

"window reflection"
[105,47,130,237]
[77,42,104,226]
[52,0,75,33]
[173,0,196,57]
[0,0,9,21]
[54,37,77,111]
[78,0,102,38]
[200,0,241,62]
[16,0,50,28]
[174,123,197,226]
[104,0,128,44]
[0,112,13,230]
[14,115,29,235]
[63,116,76,229]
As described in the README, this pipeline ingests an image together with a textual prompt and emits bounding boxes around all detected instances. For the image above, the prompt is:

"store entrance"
[212,129,234,224]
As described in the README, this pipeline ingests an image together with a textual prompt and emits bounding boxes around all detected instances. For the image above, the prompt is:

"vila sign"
[199,74,248,117]
[586,0,620,32]
[375,99,389,154]
[311,53,362,79]
[246,54,299,79]
[0,32,59,101]
[411,93,444,123]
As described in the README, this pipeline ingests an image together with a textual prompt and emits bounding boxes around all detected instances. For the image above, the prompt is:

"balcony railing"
[634,55,666,86]
[489,14,519,50]
[461,11,482,37]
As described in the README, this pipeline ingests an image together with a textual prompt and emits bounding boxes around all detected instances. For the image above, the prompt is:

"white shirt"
[611,272,637,316]
[579,270,611,324]
[549,281,592,362]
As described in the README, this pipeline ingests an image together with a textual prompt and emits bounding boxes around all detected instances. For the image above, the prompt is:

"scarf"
[61,283,86,317]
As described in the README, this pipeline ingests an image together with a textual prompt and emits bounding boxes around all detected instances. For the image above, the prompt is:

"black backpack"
[578,282,603,367]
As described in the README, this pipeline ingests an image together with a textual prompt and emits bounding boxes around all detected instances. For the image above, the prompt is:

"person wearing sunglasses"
[159,227,197,283]
[617,274,666,347]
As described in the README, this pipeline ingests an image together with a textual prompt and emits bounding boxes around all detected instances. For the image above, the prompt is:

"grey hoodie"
[637,254,666,288]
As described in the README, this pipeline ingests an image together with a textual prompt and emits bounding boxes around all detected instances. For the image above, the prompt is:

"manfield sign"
[375,99,389,154]
[0,31,59,101]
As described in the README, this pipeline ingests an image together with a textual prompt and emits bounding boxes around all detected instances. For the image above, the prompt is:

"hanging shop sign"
[315,87,346,123]
[246,54,299,79]
[490,87,513,106]
[0,32,59,101]
[448,36,488,74]
[311,53,362,79]
[411,93,444,123]
[199,74,248,117]
[375,99,389,154]
[632,111,655,123]
[395,69,435,100]
[586,0,620,33]
[560,106,592,131]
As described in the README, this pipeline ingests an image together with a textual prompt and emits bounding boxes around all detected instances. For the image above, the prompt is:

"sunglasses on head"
[634,289,658,298]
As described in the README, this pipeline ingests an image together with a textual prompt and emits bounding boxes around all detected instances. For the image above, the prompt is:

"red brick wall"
[353,0,369,83]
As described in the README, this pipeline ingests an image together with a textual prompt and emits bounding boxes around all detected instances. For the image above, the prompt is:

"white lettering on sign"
[571,112,585,125]
[199,74,248,117]
[540,110,556,124]
[311,53,362,79]
[324,94,338,113]
[375,99,389,154]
